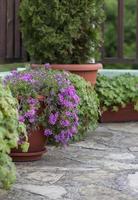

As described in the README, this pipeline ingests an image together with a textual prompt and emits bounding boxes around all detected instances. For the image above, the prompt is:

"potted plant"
[19,0,104,85]
[0,82,27,189]
[5,69,80,161]
[95,74,138,122]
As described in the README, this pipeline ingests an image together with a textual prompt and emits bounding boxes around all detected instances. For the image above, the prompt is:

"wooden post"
[136,0,138,59]
[14,0,21,58]
[117,0,124,59]
[0,0,7,59]
[6,0,14,58]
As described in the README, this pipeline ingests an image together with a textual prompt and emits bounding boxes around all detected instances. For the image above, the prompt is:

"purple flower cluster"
[18,97,39,124]
[44,63,51,69]
[44,129,53,136]
[44,72,80,145]
[21,73,36,84]
[49,112,59,125]
[5,68,80,146]
[58,86,80,109]
[4,70,36,85]
[27,97,38,106]
[25,108,36,123]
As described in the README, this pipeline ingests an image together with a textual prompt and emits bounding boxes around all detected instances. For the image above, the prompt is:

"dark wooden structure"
[0,0,138,64]
[102,0,138,65]
[0,0,27,63]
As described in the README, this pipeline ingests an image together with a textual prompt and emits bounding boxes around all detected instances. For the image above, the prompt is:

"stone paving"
[1,123,138,200]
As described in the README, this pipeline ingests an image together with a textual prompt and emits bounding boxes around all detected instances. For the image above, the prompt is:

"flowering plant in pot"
[0,82,27,189]
[5,69,80,161]
[19,0,104,85]
[41,70,100,142]
[95,74,138,122]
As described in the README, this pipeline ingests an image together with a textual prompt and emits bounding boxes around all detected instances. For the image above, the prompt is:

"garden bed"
[96,73,138,123]
[100,103,138,123]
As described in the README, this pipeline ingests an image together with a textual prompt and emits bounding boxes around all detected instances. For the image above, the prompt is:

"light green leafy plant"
[68,73,99,141]
[95,74,138,112]
[0,83,27,189]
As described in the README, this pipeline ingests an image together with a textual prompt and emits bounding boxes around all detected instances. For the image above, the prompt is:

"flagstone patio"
[1,123,138,200]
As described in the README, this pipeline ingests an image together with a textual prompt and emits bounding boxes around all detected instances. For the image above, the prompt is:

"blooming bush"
[0,83,26,189]
[5,68,80,145]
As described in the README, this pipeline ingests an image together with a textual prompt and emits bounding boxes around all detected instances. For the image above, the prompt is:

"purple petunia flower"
[49,112,59,125]
[25,109,36,117]
[20,74,33,82]
[19,115,25,123]
[44,129,53,136]
[65,111,72,117]
[71,126,78,134]
[27,97,38,106]
[25,109,36,123]
[11,70,19,76]
[44,63,51,69]
[55,131,65,144]
[60,119,70,127]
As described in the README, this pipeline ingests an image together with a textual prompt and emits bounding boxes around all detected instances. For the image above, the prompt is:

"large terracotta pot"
[31,63,103,85]
[10,128,47,162]
[100,103,138,123]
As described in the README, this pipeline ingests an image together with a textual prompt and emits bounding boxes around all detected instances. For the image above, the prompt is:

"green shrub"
[95,74,138,111]
[0,83,26,189]
[69,73,99,140]
[20,0,104,63]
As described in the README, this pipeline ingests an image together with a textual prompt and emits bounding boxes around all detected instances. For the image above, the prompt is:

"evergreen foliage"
[20,0,104,64]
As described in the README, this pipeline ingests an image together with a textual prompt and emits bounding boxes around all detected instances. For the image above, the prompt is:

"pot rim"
[31,63,103,71]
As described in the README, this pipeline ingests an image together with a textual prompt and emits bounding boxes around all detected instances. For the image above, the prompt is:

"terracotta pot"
[10,128,47,162]
[100,103,138,123]
[31,63,103,85]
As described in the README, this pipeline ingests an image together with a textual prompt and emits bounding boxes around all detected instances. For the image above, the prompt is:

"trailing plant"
[0,83,27,189]
[39,69,100,141]
[68,73,100,141]
[95,74,138,112]
[20,0,104,63]
[5,68,80,145]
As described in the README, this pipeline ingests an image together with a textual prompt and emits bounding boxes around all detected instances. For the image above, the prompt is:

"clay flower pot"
[10,128,47,162]
[100,103,138,123]
[31,63,103,85]
[11,95,47,162]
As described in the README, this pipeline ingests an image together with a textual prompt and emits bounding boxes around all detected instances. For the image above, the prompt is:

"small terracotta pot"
[31,63,103,85]
[11,95,47,162]
[10,128,47,162]
[100,103,138,123]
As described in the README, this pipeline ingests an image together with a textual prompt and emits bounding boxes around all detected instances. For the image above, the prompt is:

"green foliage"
[0,83,26,189]
[20,0,104,64]
[69,73,99,141]
[95,74,138,111]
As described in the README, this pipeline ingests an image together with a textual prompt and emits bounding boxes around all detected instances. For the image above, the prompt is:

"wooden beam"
[102,57,138,65]
[14,0,21,58]
[6,0,14,58]
[136,0,138,58]
[0,0,7,58]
